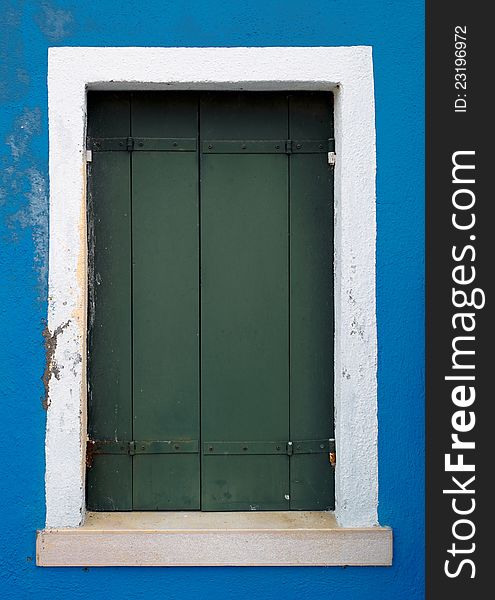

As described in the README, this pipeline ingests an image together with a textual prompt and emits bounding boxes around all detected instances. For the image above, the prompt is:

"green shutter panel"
[289,93,335,510]
[86,92,201,511]
[131,93,200,510]
[87,93,133,510]
[200,93,290,510]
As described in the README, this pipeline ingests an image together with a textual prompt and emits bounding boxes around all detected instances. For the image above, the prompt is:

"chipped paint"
[10,167,49,289]
[2,108,48,297]
[35,1,73,41]
[41,320,70,410]
[5,107,42,159]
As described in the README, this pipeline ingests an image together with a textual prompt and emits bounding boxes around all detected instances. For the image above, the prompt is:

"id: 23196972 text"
[454,25,468,113]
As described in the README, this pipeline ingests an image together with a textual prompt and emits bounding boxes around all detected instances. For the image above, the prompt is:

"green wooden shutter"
[131,93,200,510]
[200,92,290,510]
[87,92,200,510]
[87,92,133,510]
[289,93,335,509]
[87,91,334,512]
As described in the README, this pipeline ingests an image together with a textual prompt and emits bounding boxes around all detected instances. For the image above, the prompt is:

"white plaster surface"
[46,47,377,530]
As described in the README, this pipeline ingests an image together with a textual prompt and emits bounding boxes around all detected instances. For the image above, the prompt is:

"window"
[38,47,390,567]
[86,91,335,512]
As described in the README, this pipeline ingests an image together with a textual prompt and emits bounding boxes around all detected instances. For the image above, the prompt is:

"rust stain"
[41,320,70,410]
[85,439,96,469]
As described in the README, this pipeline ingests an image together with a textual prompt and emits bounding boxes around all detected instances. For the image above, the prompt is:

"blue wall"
[0,1,424,598]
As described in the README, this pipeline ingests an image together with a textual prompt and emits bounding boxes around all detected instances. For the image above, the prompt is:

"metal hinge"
[85,149,92,163]
[327,151,337,166]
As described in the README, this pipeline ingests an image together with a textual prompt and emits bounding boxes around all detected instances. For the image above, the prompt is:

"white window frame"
[38,47,389,567]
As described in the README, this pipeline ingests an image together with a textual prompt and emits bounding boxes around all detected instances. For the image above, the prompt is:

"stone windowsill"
[37,511,392,567]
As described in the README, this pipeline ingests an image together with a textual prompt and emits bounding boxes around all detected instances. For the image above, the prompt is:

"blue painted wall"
[0,1,424,598]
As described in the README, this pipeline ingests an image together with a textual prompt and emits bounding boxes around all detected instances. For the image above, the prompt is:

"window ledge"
[37,511,392,567]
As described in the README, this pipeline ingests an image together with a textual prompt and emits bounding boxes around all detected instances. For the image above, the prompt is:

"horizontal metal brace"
[88,137,334,155]
[202,139,335,154]
[204,441,286,455]
[292,439,336,454]
[203,439,335,456]
[88,137,197,152]
[86,438,335,467]
[87,439,199,456]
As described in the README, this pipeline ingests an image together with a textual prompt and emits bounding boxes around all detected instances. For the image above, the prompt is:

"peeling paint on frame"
[41,319,70,410]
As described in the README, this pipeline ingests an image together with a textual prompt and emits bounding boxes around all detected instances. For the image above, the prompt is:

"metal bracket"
[86,439,199,467]
[88,137,197,152]
[202,138,334,155]
[202,439,335,456]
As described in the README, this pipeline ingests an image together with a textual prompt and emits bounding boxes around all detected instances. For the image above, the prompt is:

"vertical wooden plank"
[131,93,200,510]
[87,92,132,510]
[200,93,290,510]
[289,92,335,510]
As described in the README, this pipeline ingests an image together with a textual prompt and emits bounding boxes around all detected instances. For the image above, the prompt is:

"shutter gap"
[129,92,134,509]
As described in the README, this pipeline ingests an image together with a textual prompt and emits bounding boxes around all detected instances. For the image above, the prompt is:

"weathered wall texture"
[0,1,424,598]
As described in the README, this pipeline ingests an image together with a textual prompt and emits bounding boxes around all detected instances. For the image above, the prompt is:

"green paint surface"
[87,91,334,511]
